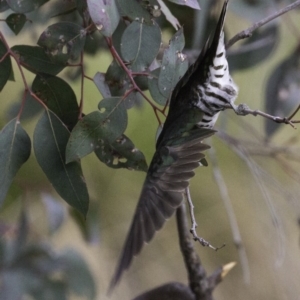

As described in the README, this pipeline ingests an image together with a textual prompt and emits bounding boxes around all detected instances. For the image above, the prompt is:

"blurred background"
[1,0,300,299]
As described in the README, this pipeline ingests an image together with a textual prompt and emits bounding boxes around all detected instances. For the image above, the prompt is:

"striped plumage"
[109,0,237,292]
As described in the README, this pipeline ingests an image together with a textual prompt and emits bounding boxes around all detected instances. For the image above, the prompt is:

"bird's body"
[109,0,237,292]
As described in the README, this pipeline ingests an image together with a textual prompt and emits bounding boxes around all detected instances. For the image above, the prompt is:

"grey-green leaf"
[121,20,161,71]
[59,248,96,299]
[66,97,127,163]
[116,0,152,22]
[6,13,27,35]
[94,134,148,171]
[167,0,200,9]
[0,118,31,207]
[93,72,111,98]
[265,47,300,139]
[158,28,188,98]
[148,68,168,105]
[34,110,89,216]
[0,40,12,91]
[87,0,120,37]
[6,0,48,13]
[11,45,65,75]
[32,74,79,129]
[38,22,86,64]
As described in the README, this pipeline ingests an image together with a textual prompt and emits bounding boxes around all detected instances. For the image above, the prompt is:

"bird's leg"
[185,188,225,251]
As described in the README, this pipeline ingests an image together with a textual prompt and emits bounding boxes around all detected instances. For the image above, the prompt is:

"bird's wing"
[109,126,215,292]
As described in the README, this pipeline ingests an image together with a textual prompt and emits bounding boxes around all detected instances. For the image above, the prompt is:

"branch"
[226,0,300,49]
[227,103,300,128]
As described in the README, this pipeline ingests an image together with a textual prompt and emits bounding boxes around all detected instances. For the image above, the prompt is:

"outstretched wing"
[109,124,215,292]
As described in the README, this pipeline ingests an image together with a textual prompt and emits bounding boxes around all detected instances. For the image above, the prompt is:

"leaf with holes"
[121,21,161,72]
[87,0,120,37]
[0,119,31,207]
[34,110,89,216]
[167,0,199,9]
[11,45,65,75]
[94,134,148,171]
[0,40,12,91]
[265,47,300,139]
[158,28,188,98]
[38,22,86,64]
[6,0,48,13]
[66,97,127,163]
[32,74,79,129]
[6,13,26,35]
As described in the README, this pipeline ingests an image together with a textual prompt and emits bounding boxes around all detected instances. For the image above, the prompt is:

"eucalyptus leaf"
[6,13,27,35]
[148,68,168,105]
[42,193,66,234]
[34,110,89,216]
[116,0,152,22]
[0,119,31,207]
[167,0,200,9]
[158,28,188,98]
[11,45,65,75]
[94,134,148,171]
[121,20,161,71]
[93,72,111,98]
[6,0,48,13]
[87,0,120,37]
[66,97,127,162]
[59,248,96,299]
[0,39,12,91]
[38,22,86,64]
[32,74,79,129]
[228,24,278,71]
[265,47,300,138]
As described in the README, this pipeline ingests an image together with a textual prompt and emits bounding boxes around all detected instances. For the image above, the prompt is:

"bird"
[109,0,238,292]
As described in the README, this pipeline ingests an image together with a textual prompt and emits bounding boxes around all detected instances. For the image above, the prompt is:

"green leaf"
[59,248,96,299]
[11,45,65,75]
[121,20,161,72]
[0,119,31,207]
[0,0,9,12]
[66,97,127,162]
[228,24,278,72]
[158,28,188,98]
[32,74,79,129]
[265,47,300,139]
[116,0,152,22]
[42,193,66,235]
[167,0,200,9]
[6,13,27,35]
[105,60,128,95]
[148,68,168,105]
[6,0,48,13]
[94,134,148,171]
[0,40,12,91]
[38,22,86,64]
[34,110,89,216]
[87,0,120,37]
[93,72,111,98]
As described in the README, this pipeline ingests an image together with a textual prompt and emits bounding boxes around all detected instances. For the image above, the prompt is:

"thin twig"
[227,103,299,128]
[226,0,300,49]
[185,187,225,251]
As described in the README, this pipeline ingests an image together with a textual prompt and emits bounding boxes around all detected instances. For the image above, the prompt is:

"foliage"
[1,0,300,299]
